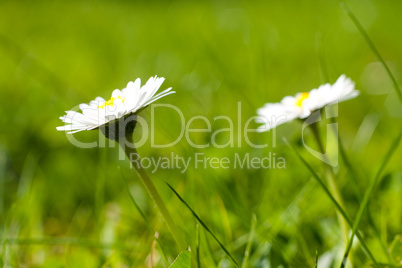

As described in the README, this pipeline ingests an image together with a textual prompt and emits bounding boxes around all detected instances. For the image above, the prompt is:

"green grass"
[0,0,401,267]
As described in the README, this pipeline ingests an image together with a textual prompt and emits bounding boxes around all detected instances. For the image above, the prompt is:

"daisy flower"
[256,75,359,132]
[56,75,186,249]
[56,76,174,137]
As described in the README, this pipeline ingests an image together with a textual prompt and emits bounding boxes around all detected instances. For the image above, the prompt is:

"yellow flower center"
[295,92,309,107]
[98,96,126,109]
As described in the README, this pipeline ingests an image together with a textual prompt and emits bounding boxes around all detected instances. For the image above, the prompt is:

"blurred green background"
[0,0,401,267]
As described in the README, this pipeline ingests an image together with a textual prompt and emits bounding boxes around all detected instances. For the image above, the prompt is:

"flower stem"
[119,139,186,250]
[309,123,349,246]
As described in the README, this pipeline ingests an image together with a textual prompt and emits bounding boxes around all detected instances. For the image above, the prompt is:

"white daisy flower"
[57,76,174,136]
[256,75,359,132]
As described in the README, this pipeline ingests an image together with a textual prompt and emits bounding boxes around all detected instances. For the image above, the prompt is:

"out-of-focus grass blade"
[95,147,107,220]
[389,235,402,265]
[202,228,218,267]
[217,196,233,242]
[196,224,201,268]
[319,41,390,258]
[119,167,169,266]
[316,32,330,83]
[329,4,400,260]
[376,264,402,268]
[340,2,402,104]
[167,183,239,268]
[3,237,123,249]
[283,138,379,268]
[340,130,402,268]
[316,32,363,201]
[315,250,318,268]
[241,214,256,268]
[252,178,315,267]
[169,250,191,268]
[1,203,16,260]
[284,138,348,222]
[336,126,391,262]
[337,134,362,199]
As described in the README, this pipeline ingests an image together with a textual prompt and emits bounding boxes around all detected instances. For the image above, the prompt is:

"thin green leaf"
[389,235,402,265]
[316,30,364,201]
[336,127,391,262]
[241,214,256,268]
[167,183,239,268]
[318,26,392,260]
[340,2,402,104]
[169,251,191,268]
[95,147,107,219]
[283,138,379,268]
[253,178,316,266]
[3,237,124,249]
[196,224,201,268]
[119,167,169,266]
[202,228,218,266]
[316,32,330,83]
[340,130,402,268]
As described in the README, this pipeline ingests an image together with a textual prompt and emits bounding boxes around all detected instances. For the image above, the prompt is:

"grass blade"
[196,224,201,268]
[316,30,364,202]
[340,2,402,104]
[202,228,218,266]
[166,183,239,267]
[319,12,398,257]
[283,138,379,268]
[119,167,169,266]
[336,127,392,262]
[95,148,107,220]
[169,251,191,268]
[241,214,256,268]
[340,130,402,268]
[316,32,330,83]
[3,237,124,249]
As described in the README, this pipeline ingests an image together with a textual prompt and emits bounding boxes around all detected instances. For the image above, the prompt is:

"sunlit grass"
[0,0,401,267]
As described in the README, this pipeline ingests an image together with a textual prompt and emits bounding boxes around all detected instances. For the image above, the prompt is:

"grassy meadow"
[0,0,401,267]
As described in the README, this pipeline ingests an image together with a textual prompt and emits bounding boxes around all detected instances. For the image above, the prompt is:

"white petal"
[112,89,122,98]
[57,76,174,134]
[142,90,175,107]
[137,76,165,106]
[256,101,303,132]
[90,99,103,108]
[57,124,88,132]
[122,78,141,97]
[60,111,95,125]
[113,98,126,118]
